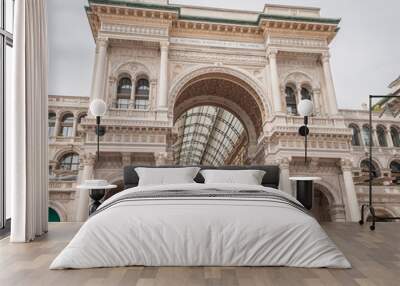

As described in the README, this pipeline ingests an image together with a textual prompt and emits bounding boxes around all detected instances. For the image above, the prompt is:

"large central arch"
[169,66,270,161]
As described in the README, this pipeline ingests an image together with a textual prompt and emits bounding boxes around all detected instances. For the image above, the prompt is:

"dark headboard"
[123,165,280,189]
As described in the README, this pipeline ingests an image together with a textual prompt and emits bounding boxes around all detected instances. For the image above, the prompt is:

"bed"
[50,165,350,269]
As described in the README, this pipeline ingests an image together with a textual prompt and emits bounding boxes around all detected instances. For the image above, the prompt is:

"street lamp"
[298,99,314,164]
[89,99,107,162]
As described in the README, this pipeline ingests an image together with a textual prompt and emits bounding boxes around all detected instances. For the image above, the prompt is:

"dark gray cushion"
[123,165,280,189]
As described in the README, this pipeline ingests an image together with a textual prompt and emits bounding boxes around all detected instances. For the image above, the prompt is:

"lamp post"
[298,99,314,164]
[289,99,318,211]
[359,94,400,231]
[89,99,107,162]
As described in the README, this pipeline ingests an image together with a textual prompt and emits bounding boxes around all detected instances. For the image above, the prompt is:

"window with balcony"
[59,153,80,171]
[285,85,297,115]
[349,124,361,146]
[135,78,149,110]
[360,159,380,179]
[116,76,131,109]
[59,113,74,137]
[48,112,56,138]
[376,125,387,147]
[390,126,400,147]
[390,160,400,185]
[300,86,312,100]
[362,125,373,146]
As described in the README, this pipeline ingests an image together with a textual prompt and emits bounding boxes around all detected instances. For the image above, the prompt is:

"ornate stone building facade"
[48,0,400,222]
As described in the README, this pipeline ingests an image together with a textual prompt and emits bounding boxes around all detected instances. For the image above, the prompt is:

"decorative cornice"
[86,0,340,40]
[87,0,340,25]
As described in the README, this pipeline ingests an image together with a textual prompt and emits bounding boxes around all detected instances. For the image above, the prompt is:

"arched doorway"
[48,207,61,222]
[171,71,267,165]
[311,189,332,222]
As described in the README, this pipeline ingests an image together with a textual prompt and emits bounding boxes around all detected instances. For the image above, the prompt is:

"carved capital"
[267,48,278,59]
[313,87,321,94]
[121,152,131,167]
[278,157,291,169]
[81,153,96,167]
[109,76,117,84]
[96,37,108,48]
[160,41,169,51]
[340,158,353,172]
[155,151,168,165]
[321,52,330,63]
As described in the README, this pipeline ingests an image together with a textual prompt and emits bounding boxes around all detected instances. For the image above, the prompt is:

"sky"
[47,0,400,109]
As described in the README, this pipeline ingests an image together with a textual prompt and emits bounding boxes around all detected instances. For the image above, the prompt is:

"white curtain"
[8,0,48,242]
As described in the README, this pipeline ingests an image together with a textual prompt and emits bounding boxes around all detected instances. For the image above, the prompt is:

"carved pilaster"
[158,41,169,109]
[121,152,131,167]
[321,51,338,115]
[81,152,96,167]
[54,111,61,137]
[277,157,292,196]
[267,48,282,113]
[155,151,168,166]
[340,158,360,222]
[312,88,321,115]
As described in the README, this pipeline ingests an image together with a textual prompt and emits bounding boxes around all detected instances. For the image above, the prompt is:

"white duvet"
[50,183,351,269]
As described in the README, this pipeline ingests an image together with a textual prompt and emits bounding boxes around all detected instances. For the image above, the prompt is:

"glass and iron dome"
[175,106,245,166]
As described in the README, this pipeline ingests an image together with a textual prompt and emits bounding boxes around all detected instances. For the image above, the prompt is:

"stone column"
[121,152,131,167]
[387,127,394,147]
[72,112,79,137]
[321,52,339,115]
[268,49,283,113]
[340,159,360,222]
[90,38,108,103]
[296,84,302,104]
[313,88,321,115]
[278,157,293,196]
[53,111,61,137]
[150,80,157,109]
[157,42,169,109]
[76,153,96,222]
[372,127,379,147]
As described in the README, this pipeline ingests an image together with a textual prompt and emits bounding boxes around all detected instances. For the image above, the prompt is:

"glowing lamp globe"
[298,99,314,117]
[90,99,107,117]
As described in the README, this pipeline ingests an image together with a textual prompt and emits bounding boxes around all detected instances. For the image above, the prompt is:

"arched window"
[117,77,132,109]
[59,113,74,137]
[390,160,400,184]
[59,153,80,171]
[362,125,373,146]
[77,113,87,124]
[285,85,297,115]
[390,126,400,147]
[300,87,312,100]
[360,159,380,179]
[349,124,361,146]
[48,207,61,222]
[48,112,56,138]
[135,78,149,110]
[376,125,387,147]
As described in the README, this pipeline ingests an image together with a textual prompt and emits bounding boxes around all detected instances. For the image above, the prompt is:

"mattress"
[50,183,350,269]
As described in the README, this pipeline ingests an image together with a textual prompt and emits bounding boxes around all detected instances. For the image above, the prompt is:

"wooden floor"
[0,222,399,286]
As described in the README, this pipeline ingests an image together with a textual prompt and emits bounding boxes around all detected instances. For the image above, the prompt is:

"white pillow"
[200,169,266,185]
[135,167,200,186]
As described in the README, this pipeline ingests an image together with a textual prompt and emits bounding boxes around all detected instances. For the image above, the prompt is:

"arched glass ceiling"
[174,106,245,166]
